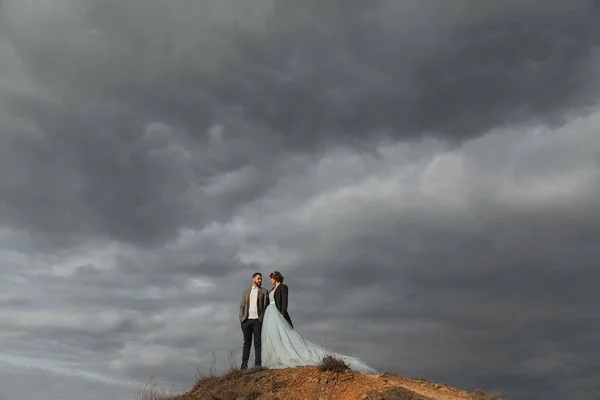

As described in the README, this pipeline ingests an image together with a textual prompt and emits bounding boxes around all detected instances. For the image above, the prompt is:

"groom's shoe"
[240,364,248,370]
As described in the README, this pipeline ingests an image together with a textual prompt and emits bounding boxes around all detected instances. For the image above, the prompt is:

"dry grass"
[364,386,431,400]
[409,377,432,383]
[135,378,179,400]
[318,355,350,373]
[470,389,503,400]
[180,366,268,400]
[381,370,404,377]
[177,351,268,400]
[176,354,350,400]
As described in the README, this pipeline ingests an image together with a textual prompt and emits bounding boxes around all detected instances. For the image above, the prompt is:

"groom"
[239,272,268,369]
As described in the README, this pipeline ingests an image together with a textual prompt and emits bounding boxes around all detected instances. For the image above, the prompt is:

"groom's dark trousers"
[239,286,268,369]
[241,319,262,368]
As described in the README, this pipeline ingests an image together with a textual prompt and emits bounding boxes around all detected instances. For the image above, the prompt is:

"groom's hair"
[252,272,262,278]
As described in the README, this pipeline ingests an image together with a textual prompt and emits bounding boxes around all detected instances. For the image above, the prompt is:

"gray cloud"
[0,1,599,400]
[1,0,599,246]
[0,364,137,400]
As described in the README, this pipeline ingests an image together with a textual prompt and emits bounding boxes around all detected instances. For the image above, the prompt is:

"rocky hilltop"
[159,359,501,400]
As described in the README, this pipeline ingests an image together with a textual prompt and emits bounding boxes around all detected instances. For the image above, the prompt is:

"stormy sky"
[1,1,599,399]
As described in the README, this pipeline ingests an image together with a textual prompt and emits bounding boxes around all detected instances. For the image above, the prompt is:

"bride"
[261,271,377,374]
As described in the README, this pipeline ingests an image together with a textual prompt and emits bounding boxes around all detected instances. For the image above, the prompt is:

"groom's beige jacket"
[239,286,269,322]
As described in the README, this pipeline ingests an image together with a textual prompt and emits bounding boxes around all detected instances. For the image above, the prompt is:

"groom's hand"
[263,290,269,309]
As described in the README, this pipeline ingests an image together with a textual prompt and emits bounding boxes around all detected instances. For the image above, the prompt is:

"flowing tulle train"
[261,300,377,374]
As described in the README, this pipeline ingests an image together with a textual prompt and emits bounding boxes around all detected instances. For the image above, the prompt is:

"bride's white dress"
[261,288,377,373]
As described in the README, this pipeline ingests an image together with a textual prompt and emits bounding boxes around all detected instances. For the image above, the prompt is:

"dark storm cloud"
[0,111,278,246]
[220,124,600,399]
[203,0,600,145]
[1,0,600,246]
[10,0,600,143]
[1,1,600,400]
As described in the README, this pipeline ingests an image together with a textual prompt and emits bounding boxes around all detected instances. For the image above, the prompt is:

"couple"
[239,271,377,373]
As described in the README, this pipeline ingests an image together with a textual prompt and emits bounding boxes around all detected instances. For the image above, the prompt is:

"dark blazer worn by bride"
[271,284,294,328]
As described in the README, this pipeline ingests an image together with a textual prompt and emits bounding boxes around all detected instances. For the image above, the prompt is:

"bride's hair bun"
[269,271,284,283]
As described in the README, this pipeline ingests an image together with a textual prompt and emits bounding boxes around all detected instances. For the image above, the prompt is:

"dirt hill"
[164,361,501,400]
